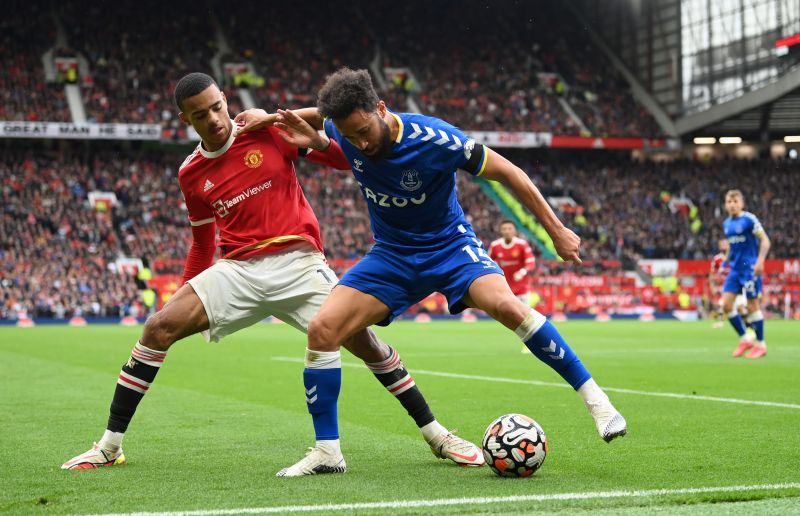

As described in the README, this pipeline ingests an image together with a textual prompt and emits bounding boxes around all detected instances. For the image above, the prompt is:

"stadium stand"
[372,0,661,136]
[0,2,70,122]
[1,141,797,319]
[223,3,374,112]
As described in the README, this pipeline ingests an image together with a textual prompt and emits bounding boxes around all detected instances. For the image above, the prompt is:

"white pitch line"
[272,357,800,410]
[97,483,800,515]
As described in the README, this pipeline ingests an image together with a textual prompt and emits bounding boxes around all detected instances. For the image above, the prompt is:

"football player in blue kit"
[237,68,626,476]
[722,190,770,359]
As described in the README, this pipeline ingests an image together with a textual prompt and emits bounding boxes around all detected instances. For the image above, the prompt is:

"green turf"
[1,321,799,514]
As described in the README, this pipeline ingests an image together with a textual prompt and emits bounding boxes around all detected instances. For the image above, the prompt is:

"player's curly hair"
[174,72,217,111]
[317,68,379,120]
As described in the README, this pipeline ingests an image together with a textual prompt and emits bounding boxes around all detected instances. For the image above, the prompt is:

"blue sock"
[748,311,765,342]
[517,312,591,390]
[728,312,746,337]
[303,350,341,441]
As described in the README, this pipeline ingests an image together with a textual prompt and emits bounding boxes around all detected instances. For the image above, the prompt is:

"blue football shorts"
[339,229,503,325]
[723,269,762,300]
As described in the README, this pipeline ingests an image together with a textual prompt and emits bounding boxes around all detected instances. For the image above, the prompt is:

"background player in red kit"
[61,73,482,474]
[488,220,537,307]
[488,220,537,352]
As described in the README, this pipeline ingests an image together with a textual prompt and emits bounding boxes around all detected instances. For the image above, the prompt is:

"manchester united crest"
[244,149,263,169]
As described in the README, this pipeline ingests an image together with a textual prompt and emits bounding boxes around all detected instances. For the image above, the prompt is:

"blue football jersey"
[324,111,487,251]
[723,211,764,272]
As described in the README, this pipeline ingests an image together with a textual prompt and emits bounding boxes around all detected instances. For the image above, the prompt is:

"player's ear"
[178,112,189,125]
[376,100,386,116]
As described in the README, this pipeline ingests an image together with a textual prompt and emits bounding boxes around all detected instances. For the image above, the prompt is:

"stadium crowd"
[517,153,800,263]
[370,0,661,137]
[0,2,70,122]
[2,141,797,319]
[5,0,659,138]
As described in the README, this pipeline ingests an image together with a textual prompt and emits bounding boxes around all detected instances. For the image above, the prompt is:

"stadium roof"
[675,66,800,140]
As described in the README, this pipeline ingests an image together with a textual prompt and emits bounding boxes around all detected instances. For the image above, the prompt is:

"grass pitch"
[1,321,799,514]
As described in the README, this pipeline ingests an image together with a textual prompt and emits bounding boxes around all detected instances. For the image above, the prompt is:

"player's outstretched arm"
[480,149,582,265]
[233,109,278,133]
[288,107,324,130]
[754,231,771,276]
[274,109,330,151]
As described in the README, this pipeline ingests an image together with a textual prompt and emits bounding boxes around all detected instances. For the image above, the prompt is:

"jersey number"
[462,245,489,263]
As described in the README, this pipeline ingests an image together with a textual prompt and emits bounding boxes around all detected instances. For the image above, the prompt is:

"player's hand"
[513,269,528,282]
[552,226,582,265]
[753,260,764,276]
[233,109,276,134]
[275,109,330,151]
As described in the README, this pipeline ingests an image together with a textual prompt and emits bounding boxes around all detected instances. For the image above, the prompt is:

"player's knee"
[141,312,177,351]
[487,295,529,326]
[307,316,342,352]
[342,328,388,363]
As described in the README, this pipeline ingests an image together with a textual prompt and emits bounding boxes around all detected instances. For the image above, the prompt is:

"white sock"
[316,439,341,456]
[99,430,124,452]
[420,420,448,442]
[577,378,609,406]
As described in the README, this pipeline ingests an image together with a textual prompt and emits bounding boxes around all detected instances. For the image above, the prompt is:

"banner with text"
[0,121,162,140]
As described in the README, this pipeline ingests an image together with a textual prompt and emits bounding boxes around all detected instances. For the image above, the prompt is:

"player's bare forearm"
[481,151,564,234]
[757,234,771,263]
[291,108,324,130]
[480,149,581,264]
[233,109,277,133]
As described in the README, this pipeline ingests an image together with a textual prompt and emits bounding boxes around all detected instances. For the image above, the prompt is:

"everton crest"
[400,169,422,191]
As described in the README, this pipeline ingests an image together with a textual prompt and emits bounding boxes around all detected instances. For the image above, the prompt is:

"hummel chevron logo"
[434,130,449,146]
[306,385,318,404]
[406,123,463,150]
[203,179,214,192]
[541,340,565,360]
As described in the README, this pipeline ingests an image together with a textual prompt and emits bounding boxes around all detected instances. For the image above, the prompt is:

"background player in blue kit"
[237,68,627,475]
[722,190,771,359]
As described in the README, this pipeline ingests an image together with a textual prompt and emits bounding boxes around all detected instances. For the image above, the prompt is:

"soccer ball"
[482,413,547,477]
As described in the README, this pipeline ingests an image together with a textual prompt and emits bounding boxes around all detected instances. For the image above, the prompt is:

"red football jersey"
[711,253,727,279]
[488,237,536,295]
[178,126,323,262]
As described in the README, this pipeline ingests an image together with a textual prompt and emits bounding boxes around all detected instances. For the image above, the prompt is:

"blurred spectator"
[0,2,70,122]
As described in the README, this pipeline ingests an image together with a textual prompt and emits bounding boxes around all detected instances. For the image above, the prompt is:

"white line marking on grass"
[272,357,800,410]
[98,483,800,515]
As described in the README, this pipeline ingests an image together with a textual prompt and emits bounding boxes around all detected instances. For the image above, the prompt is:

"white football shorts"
[186,243,337,342]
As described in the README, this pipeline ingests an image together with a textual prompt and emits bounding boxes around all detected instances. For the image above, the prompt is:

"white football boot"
[276,446,347,477]
[428,431,485,467]
[61,443,126,470]
[586,400,628,442]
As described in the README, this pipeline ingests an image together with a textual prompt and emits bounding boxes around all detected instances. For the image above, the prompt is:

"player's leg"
[743,279,766,358]
[722,274,749,334]
[461,274,626,442]
[277,285,391,476]
[722,275,755,357]
[62,283,209,469]
[517,293,534,353]
[348,329,484,466]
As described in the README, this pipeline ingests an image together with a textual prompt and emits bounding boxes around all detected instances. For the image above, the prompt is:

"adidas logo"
[203,179,215,192]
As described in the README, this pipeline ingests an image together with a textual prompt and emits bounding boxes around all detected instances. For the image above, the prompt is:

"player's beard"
[367,118,393,159]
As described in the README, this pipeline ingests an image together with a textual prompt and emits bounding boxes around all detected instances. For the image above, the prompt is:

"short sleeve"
[749,214,765,236]
[179,177,215,227]
[424,119,487,176]
[267,126,299,161]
